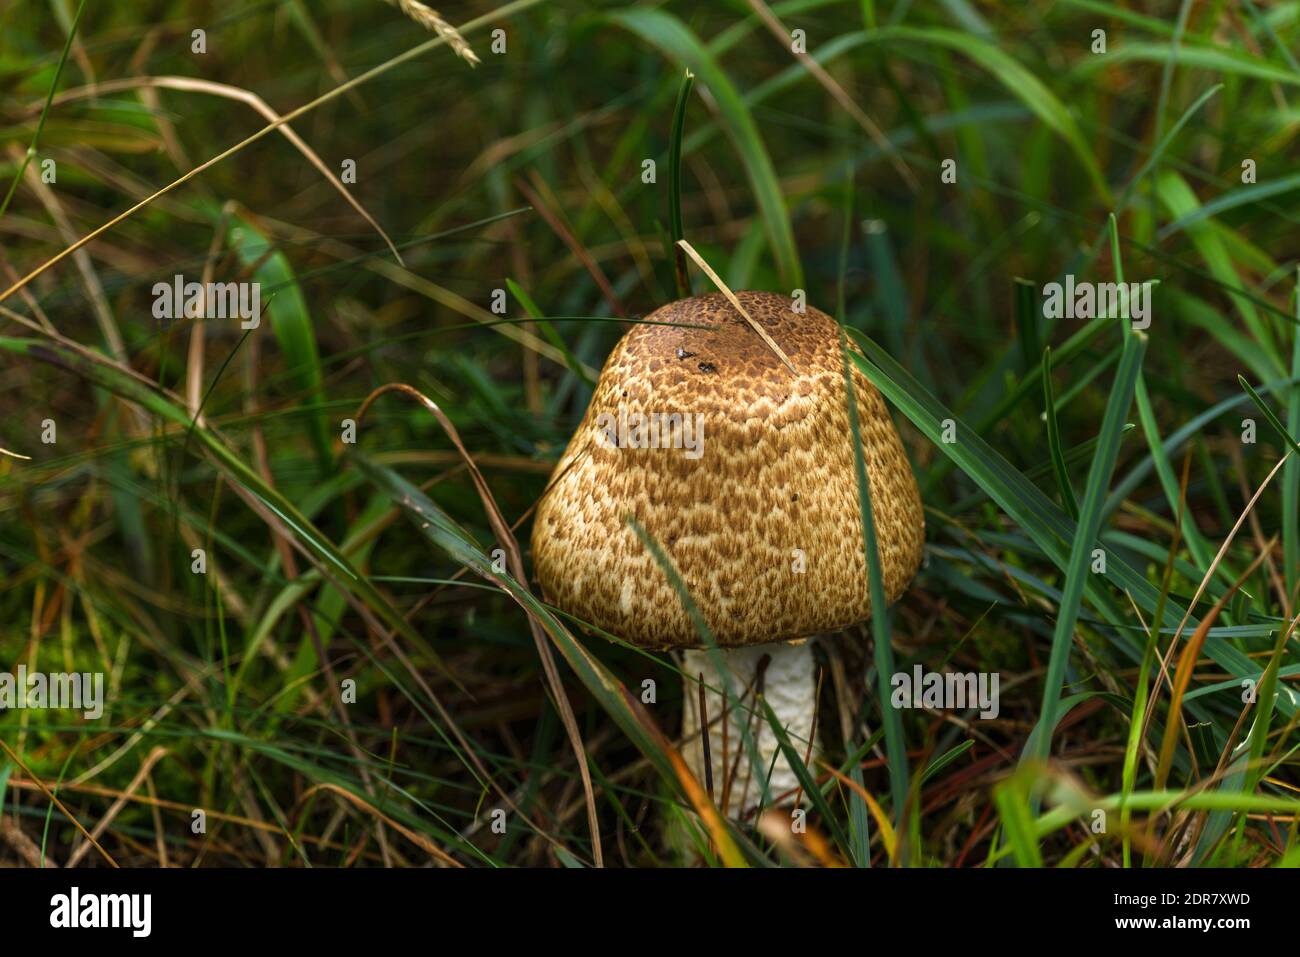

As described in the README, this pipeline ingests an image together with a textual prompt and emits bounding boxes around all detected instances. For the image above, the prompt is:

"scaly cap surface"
[531,291,924,648]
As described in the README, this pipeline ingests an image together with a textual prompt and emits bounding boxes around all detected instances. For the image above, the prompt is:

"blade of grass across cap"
[668,68,694,299]
[1041,347,1078,520]
[505,278,595,388]
[835,181,872,868]
[610,8,803,286]
[677,239,796,373]
[1023,329,1146,772]
[628,517,773,822]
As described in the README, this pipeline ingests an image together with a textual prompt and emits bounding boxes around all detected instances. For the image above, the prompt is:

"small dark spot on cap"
[791,493,799,502]
[698,361,717,373]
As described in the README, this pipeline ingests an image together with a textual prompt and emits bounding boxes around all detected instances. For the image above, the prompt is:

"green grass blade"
[609,8,803,285]
[627,519,773,816]
[839,330,910,842]
[1286,271,1300,598]
[0,0,84,219]
[224,214,332,472]
[1239,374,1300,460]
[668,68,695,298]
[992,770,1043,867]
[1041,346,1078,520]
[1160,172,1300,240]
[506,278,595,387]
[1157,171,1282,369]
[1023,330,1146,768]
[859,26,1112,204]
[357,457,751,866]
[1077,40,1300,88]
[761,697,852,855]
[1109,214,1217,581]
[850,334,1287,715]
[1015,278,1040,373]
[0,335,453,685]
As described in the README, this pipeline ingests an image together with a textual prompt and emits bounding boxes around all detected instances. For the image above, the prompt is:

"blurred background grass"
[2,0,1300,867]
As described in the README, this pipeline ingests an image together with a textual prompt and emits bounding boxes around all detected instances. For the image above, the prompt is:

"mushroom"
[531,291,924,818]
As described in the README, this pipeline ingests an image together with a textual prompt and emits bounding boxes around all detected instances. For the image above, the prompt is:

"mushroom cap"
[531,290,924,649]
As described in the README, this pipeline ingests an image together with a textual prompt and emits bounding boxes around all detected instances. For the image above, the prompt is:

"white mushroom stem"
[681,641,818,819]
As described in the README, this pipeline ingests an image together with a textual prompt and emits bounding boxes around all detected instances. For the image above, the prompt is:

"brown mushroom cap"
[531,290,924,649]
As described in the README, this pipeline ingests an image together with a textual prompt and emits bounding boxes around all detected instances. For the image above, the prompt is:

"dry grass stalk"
[384,0,481,66]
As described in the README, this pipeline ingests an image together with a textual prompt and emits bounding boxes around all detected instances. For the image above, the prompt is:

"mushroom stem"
[681,641,817,819]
